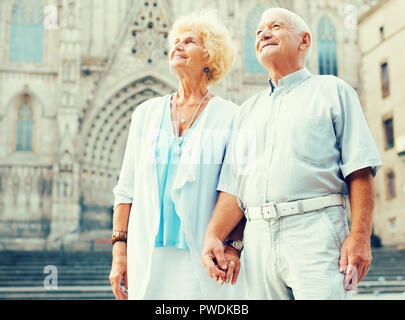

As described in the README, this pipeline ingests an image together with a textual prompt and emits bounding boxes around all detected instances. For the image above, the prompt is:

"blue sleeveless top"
[154,94,207,250]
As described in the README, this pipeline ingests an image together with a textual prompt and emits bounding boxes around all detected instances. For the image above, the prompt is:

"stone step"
[1,248,405,300]
[0,280,111,287]
[0,278,110,285]
[367,271,405,276]
[0,251,111,259]
[1,270,110,276]
[360,280,405,287]
[0,269,110,275]
[0,270,110,276]
[364,276,405,282]
[0,260,112,264]
[356,280,405,295]
[0,286,115,300]
[0,293,114,300]
[356,287,405,294]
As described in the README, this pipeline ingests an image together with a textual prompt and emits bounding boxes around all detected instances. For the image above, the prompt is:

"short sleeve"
[216,94,260,197]
[112,112,137,210]
[335,81,382,179]
[216,127,238,196]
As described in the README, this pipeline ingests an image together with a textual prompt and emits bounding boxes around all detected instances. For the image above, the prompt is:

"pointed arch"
[9,0,44,63]
[79,76,174,214]
[317,15,338,76]
[80,75,175,176]
[245,6,267,74]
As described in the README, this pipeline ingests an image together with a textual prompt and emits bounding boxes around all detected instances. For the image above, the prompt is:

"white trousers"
[142,247,205,300]
[243,205,352,300]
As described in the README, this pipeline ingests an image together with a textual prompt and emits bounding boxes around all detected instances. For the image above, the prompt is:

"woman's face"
[169,31,208,77]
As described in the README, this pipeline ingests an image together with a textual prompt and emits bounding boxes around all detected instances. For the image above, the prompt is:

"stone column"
[47,0,82,247]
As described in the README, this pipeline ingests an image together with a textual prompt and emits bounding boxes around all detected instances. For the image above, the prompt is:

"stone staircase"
[0,246,405,299]
[355,246,405,296]
[0,250,115,300]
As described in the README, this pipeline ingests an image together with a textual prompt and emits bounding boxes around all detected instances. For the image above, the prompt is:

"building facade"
[359,0,405,247]
[0,0,382,250]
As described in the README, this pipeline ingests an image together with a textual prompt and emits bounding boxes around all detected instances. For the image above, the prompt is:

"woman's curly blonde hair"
[168,10,235,85]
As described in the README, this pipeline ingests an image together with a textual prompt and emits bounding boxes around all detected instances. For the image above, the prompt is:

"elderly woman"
[109,11,247,300]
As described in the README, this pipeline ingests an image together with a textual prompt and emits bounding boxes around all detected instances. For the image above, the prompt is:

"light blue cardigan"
[113,94,248,300]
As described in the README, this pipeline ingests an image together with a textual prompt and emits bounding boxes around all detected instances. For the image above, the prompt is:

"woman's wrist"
[112,241,127,256]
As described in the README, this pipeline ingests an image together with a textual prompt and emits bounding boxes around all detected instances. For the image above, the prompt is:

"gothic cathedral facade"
[0,0,381,250]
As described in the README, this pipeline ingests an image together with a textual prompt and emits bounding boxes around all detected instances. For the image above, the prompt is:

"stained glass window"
[9,0,44,63]
[16,102,33,151]
[317,16,338,76]
[245,6,267,74]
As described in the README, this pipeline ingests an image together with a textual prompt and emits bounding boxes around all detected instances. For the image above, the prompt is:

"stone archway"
[78,75,174,231]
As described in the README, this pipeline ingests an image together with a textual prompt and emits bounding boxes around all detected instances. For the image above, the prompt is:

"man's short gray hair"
[260,7,312,63]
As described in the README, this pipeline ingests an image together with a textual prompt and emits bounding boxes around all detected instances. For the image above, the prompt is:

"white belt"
[245,194,344,221]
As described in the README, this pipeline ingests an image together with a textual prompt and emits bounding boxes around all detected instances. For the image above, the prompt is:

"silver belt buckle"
[261,202,278,220]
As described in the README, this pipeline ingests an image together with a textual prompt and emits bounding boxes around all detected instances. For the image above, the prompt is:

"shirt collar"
[268,67,312,96]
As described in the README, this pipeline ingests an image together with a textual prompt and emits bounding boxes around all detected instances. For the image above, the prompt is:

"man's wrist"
[224,245,241,257]
[223,239,244,252]
[205,230,226,243]
[350,229,372,238]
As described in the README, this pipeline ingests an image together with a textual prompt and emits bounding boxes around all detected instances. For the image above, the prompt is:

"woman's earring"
[204,67,210,80]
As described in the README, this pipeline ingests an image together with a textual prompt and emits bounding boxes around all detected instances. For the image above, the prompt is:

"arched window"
[16,100,33,151]
[9,0,44,63]
[317,16,338,76]
[245,6,267,74]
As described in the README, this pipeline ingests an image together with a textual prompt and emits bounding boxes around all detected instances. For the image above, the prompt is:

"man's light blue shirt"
[217,67,382,209]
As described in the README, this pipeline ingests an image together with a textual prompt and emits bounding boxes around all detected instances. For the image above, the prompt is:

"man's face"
[255,11,302,66]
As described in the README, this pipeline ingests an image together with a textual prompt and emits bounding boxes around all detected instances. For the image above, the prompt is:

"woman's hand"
[201,235,227,281]
[109,242,128,300]
[201,233,242,286]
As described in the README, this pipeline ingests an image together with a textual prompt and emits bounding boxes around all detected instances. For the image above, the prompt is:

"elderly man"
[201,8,382,300]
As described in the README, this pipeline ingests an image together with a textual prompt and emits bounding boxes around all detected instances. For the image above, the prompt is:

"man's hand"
[201,236,242,285]
[201,192,245,285]
[339,232,372,290]
[340,167,375,290]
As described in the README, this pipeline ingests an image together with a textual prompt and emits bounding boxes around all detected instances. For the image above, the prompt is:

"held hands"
[201,235,241,285]
[339,232,372,291]
[109,242,128,300]
[222,246,242,285]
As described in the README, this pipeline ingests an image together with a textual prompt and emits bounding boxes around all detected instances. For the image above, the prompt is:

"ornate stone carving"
[0,165,53,238]
[130,0,171,64]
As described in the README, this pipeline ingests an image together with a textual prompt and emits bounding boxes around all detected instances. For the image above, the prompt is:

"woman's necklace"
[172,91,209,155]
[177,111,194,125]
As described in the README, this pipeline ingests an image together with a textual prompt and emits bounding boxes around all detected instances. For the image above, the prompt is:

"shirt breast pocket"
[291,115,332,165]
